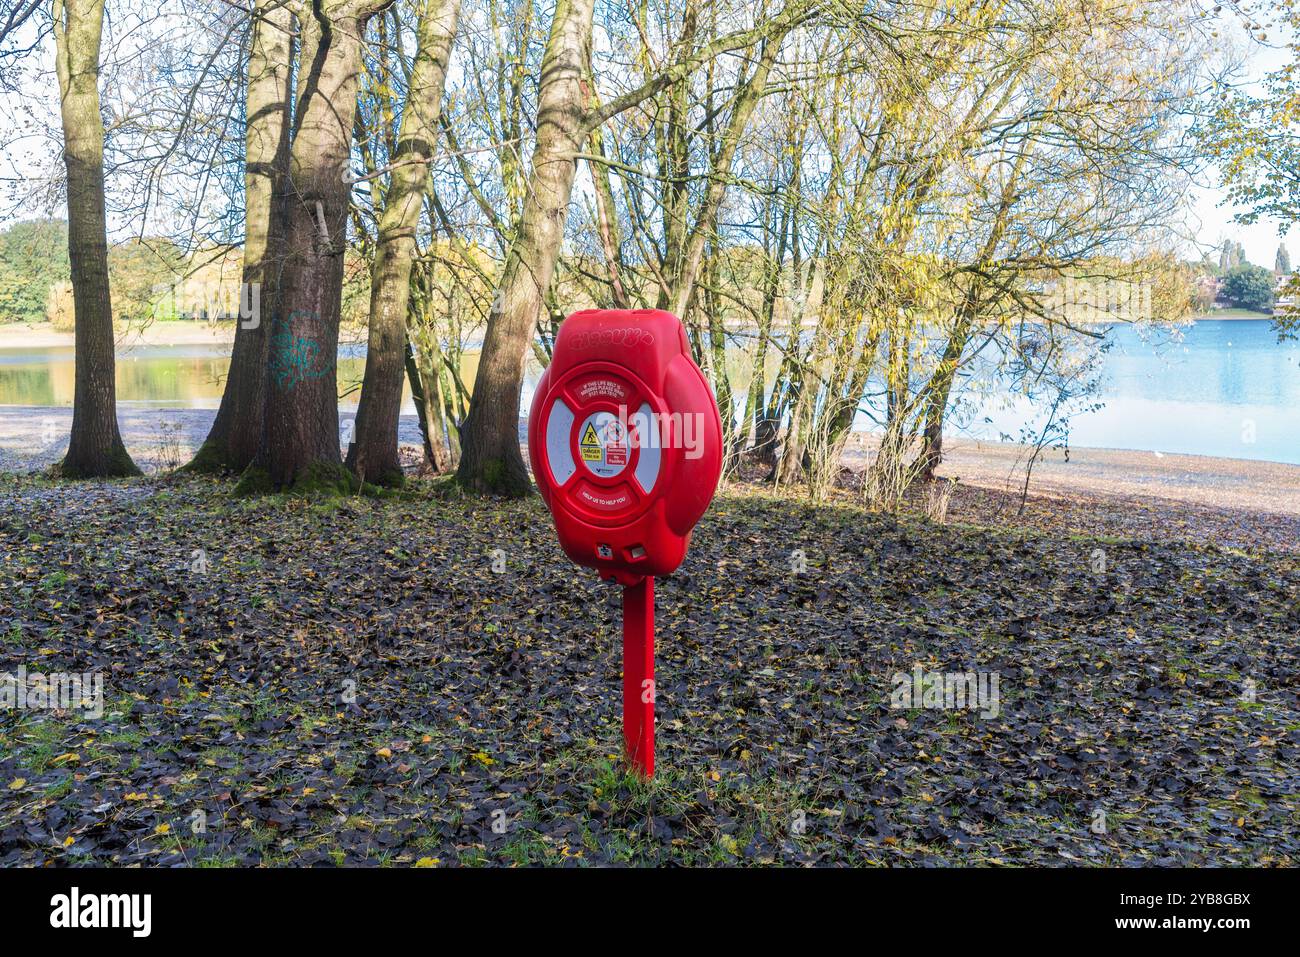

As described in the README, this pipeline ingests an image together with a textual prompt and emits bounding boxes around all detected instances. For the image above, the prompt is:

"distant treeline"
[0,221,236,328]
[0,219,198,327]
[0,219,380,331]
[0,219,69,325]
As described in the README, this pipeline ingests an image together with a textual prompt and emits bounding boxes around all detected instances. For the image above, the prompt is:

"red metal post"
[622,576,655,778]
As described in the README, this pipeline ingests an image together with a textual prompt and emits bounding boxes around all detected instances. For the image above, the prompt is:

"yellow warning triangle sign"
[580,423,600,448]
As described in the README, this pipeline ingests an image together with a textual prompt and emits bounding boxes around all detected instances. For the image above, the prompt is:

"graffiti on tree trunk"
[268,311,332,391]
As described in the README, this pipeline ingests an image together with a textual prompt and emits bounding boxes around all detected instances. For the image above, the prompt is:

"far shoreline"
[0,311,1278,351]
[0,320,368,350]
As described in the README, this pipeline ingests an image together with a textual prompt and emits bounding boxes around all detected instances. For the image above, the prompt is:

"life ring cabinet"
[527,308,723,777]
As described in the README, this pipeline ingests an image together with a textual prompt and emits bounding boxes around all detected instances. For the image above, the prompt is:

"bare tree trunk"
[347,0,461,486]
[53,0,139,478]
[916,318,969,482]
[403,335,439,468]
[774,377,812,486]
[915,153,1024,483]
[755,267,801,472]
[774,259,825,486]
[655,3,697,311]
[421,335,457,470]
[747,133,798,467]
[241,0,392,494]
[455,0,595,496]
[188,0,294,474]
[754,372,787,470]
[700,248,738,474]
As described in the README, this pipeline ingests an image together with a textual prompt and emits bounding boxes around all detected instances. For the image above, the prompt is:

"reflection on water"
[0,345,236,408]
[0,342,426,411]
[1,319,1297,464]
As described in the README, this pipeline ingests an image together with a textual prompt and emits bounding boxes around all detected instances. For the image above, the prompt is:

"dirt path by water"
[841,435,1300,554]
[0,406,426,474]
[3,405,1297,552]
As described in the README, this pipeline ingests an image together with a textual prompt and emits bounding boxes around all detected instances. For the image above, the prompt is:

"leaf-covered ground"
[1,473,1297,866]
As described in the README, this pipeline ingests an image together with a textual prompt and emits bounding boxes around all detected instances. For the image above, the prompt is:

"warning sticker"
[575,412,630,478]
[605,433,627,466]
[579,423,602,462]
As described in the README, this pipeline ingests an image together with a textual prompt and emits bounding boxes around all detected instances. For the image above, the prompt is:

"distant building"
[1276,273,1296,311]
[1194,273,1223,311]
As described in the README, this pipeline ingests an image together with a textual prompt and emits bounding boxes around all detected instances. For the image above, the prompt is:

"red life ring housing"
[528,309,723,585]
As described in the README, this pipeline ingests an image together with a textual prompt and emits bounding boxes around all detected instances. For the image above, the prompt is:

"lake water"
[956,320,1300,464]
[1,319,1296,464]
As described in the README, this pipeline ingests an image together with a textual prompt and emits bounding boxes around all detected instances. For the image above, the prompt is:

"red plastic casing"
[528,309,723,584]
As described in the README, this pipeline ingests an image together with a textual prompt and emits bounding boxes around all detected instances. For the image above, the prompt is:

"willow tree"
[757,0,1202,504]
[53,0,140,478]
[913,2,1198,484]
[346,0,462,486]
[455,0,818,495]
[188,0,296,474]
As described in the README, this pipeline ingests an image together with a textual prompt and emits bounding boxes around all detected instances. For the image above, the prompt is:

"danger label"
[575,412,629,478]
[579,423,602,462]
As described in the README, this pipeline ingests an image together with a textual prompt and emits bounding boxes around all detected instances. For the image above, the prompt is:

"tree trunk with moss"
[347,0,461,487]
[241,0,392,495]
[53,0,139,478]
[454,0,595,496]
[188,0,295,474]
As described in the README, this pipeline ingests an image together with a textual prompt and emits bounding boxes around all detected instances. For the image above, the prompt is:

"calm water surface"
[957,320,1299,465]
[1,319,1296,464]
